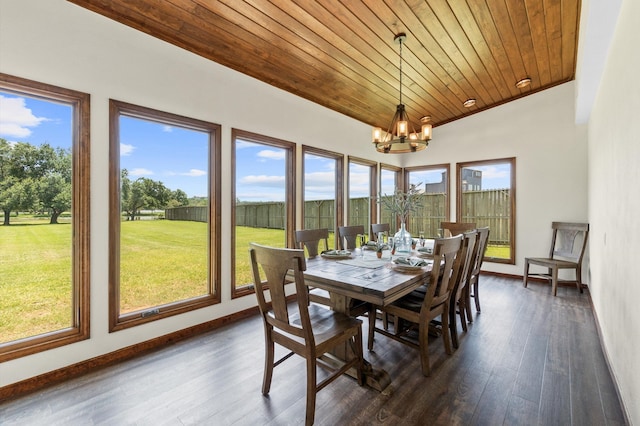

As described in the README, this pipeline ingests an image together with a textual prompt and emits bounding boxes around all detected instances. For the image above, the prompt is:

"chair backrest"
[421,234,464,311]
[371,223,390,241]
[249,243,313,343]
[471,227,490,277]
[295,228,329,258]
[337,225,365,250]
[441,221,477,237]
[549,222,589,264]
[451,231,479,301]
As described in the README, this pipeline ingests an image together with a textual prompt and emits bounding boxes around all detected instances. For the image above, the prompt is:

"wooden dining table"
[301,250,434,392]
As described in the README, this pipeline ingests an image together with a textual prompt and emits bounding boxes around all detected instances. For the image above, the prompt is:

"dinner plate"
[321,250,352,259]
[392,263,425,272]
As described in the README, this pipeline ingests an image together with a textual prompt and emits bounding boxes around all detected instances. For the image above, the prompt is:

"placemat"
[336,257,387,269]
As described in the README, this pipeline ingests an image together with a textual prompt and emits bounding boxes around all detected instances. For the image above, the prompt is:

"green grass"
[1,219,508,343]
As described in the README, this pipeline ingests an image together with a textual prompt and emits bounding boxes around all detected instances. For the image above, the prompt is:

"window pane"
[0,93,73,343]
[378,167,398,231]
[458,158,515,263]
[234,138,288,289]
[406,166,449,238]
[303,149,341,248]
[348,161,371,233]
[118,116,209,313]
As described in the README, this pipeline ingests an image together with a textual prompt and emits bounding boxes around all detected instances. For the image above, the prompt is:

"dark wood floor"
[0,276,627,425]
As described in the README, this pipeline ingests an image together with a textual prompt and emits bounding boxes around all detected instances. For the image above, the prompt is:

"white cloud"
[0,95,48,138]
[129,168,154,176]
[257,149,285,160]
[120,143,135,156]
[162,125,173,132]
[241,175,286,187]
[182,168,206,177]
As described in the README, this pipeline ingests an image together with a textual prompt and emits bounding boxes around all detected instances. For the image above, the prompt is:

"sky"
[1,92,511,200]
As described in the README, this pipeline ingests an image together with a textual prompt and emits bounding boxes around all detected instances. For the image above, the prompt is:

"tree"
[37,146,72,224]
[120,169,174,220]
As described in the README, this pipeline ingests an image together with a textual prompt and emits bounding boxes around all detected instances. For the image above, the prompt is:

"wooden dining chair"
[524,222,589,296]
[370,223,390,241]
[249,243,364,426]
[467,226,490,317]
[368,234,464,376]
[295,228,332,307]
[441,221,476,237]
[449,230,478,349]
[337,225,365,250]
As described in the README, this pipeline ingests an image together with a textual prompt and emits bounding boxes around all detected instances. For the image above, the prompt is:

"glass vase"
[394,222,412,255]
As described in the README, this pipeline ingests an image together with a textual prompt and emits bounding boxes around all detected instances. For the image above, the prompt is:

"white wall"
[587,0,640,422]
[403,82,588,277]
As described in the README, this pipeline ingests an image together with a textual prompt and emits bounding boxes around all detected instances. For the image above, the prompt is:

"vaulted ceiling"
[68,0,581,131]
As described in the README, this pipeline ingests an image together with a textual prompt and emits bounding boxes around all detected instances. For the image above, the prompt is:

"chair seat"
[525,257,579,269]
[287,304,362,347]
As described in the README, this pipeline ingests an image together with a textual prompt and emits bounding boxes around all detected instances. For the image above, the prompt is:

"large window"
[109,100,220,331]
[405,164,450,238]
[0,73,90,361]
[231,130,295,297]
[302,146,343,249]
[457,158,516,264]
[347,157,376,236]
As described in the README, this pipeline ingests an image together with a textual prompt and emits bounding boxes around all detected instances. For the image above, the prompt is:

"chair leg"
[262,329,275,395]
[449,301,459,350]
[353,330,364,386]
[418,320,431,377]
[305,357,317,426]
[576,266,584,293]
[523,260,530,288]
[464,283,474,322]
[441,308,453,355]
[551,266,559,296]
[474,277,481,313]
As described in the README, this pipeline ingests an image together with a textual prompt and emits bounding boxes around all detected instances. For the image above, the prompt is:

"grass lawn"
[1,219,506,343]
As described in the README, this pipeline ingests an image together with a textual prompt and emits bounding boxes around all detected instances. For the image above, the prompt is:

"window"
[0,73,90,361]
[405,164,450,238]
[109,100,221,331]
[231,130,295,298]
[457,158,516,264]
[347,157,376,236]
[302,146,343,249]
[378,164,401,232]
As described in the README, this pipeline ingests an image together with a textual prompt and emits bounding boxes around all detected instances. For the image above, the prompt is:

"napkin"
[394,257,428,267]
[322,250,350,256]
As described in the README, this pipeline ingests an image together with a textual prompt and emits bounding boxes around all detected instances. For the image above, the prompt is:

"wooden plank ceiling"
[68,0,581,131]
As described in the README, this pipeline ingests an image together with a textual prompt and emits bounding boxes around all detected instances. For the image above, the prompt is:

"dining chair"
[337,225,365,250]
[448,230,478,349]
[249,243,364,426]
[370,223,390,241]
[523,222,589,296]
[367,234,464,376]
[295,228,332,307]
[467,226,490,317]
[441,221,477,237]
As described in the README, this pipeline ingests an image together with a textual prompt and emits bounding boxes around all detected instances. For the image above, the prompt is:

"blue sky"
[1,92,510,200]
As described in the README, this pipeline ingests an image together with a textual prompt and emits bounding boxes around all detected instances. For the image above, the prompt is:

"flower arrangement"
[377,183,423,223]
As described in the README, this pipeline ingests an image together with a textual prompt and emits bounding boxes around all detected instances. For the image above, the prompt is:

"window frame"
[456,157,516,264]
[347,156,377,236]
[0,73,90,362]
[302,146,344,250]
[230,129,296,299]
[108,99,221,332]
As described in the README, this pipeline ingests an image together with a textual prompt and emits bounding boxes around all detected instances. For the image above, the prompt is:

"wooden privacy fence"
[167,189,511,245]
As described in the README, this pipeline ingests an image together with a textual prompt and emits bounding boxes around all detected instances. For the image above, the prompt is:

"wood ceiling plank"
[505,0,543,89]
[543,0,563,82]
[446,0,515,100]
[524,0,552,88]
[560,0,580,80]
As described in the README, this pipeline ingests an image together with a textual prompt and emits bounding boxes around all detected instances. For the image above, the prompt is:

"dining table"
[301,247,435,392]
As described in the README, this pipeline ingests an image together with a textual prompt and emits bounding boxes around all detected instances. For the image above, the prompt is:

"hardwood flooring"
[0,276,627,425]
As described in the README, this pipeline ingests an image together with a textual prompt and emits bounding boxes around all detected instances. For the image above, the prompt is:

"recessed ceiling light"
[516,78,532,88]
[463,98,476,108]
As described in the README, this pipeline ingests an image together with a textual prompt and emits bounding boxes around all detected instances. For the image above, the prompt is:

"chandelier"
[372,33,432,154]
